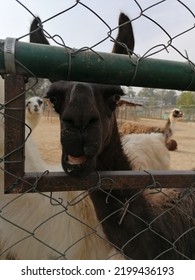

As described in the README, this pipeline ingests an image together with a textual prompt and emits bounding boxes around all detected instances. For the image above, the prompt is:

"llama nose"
[34,105,38,111]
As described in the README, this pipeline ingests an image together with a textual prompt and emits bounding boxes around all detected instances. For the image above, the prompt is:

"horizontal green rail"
[0,38,195,90]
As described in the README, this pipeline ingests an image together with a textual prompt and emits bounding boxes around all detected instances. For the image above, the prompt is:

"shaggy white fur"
[0,155,118,259]
[122,133,170,171]
[121,132,175,208]
[0,91,122,260]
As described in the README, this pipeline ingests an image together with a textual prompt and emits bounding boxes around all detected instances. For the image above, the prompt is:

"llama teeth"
[66,167,74,174]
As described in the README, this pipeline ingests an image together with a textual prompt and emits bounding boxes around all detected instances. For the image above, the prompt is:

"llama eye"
[49,96,57,104]
[113,94,120,102]
[106,94,121,111]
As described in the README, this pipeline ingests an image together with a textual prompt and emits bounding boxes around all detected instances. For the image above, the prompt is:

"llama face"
[26,97,43,115]
[46,80,124,177]
[30,12,134,177]
[172,108,183,118]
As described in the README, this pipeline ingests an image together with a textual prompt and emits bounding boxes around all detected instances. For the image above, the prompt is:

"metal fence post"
[4,74,25,192]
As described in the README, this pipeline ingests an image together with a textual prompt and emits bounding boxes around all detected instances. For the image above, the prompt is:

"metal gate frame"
[0,38,195,193]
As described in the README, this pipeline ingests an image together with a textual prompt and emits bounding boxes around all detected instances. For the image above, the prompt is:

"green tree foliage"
[137,88,177,106]
[159,90,177,106]
[176,91,195,106]
[138,88,156,98]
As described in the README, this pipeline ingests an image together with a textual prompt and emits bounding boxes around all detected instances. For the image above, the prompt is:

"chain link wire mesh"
[0,0,195,259]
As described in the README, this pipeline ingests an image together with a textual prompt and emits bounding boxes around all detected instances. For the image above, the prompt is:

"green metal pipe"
[0,38,195,91]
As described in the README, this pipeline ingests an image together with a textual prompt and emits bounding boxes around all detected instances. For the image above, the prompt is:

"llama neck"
[96,121,131,172]
[169,115,176,132]
[163,116,175,142]
[90,121,146,258]
[165,115,176,133]
[26,113,40,131]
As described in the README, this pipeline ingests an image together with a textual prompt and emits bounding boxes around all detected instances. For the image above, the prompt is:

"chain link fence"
[0,0,195,260]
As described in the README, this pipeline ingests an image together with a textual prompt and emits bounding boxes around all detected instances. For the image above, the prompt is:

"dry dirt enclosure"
[134,118,195,170]
[32,114,61,166]
[32,114,195,171]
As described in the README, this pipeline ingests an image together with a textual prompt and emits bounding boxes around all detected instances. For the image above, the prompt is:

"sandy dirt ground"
[32,113,195,171]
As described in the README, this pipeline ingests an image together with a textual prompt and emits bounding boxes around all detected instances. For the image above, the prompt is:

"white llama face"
[26,97,43,115]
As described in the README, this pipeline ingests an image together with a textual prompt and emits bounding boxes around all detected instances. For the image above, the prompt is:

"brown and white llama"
[45,81,195,260]
[120,108,183,136]
[120,108,183,151]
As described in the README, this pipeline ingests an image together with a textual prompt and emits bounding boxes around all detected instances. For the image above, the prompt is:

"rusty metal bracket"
[4,37,16,74]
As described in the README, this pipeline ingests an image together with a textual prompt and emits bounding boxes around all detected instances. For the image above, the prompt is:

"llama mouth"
[62,154,93,177]
[62,153,96,178]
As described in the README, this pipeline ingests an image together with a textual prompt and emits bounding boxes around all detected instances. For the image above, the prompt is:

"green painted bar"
[0,39,195,90]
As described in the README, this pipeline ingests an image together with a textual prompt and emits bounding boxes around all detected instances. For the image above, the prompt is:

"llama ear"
[30,17,49,45]
[30,17,56,83]
[112,13,135,55]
